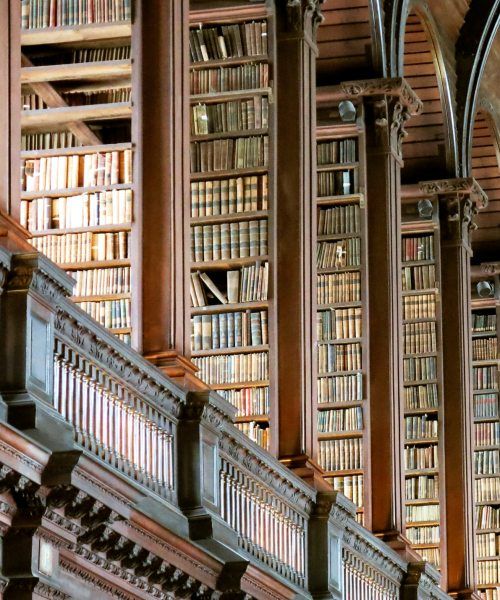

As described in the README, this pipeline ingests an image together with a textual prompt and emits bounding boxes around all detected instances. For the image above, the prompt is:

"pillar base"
[145,350,209,391]
[280,454,333,491]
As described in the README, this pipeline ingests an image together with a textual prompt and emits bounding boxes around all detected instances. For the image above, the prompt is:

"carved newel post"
[420,178,487,598]
[275,0,328,483]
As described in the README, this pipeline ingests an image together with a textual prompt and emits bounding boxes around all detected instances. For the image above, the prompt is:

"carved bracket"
[285,0,324,35]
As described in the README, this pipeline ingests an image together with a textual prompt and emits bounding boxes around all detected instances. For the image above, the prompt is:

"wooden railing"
[0,247,451,599]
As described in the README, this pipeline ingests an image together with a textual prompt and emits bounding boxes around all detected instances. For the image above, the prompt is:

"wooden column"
[0,0,20,218]
[420,178,487,598]
[275,0,324,481]
[136,0,200,388]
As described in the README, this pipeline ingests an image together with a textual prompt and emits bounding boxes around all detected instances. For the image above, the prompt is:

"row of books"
[420,548,440,569]
[402,235,434,262]
[477,561,500,585]
[22,149,132,191]
[22,131,78,151]
[191,220,267,262]
[405,445,438,470]
[403,294,436,320]
[475,394,499,419]
[403,356,437,382]
[316,308,362,341]
[21,0,131,28]
[317,271,361,304]
[406,475,438,500]
[477,533,500,557]
[192,352,268,385]
[318,343,362,373]
[191,310,268,351]
[190,175,268,216]
[476,478,500,502]
[476,423,500,446]
[403,321,437,354]
[316,239,361,269]
[328,475,363,507]
[70,266,130,296]
[235,422,269,450]
[22,93,46,111]
[405,415,438,440]
[475,450,500,475]
[317,373,363,404]
[473,314,497,332]
[191,98,268,135]
[477,505,500,529]
[317,139,357,165]
[474,337,499,361]
[318,438,363,471]
[190,263,268,306]
[190,63,269,95]
[474,367,498,390]
[220,387,269,417]
[77,298,130,330]
[406,504,440,523]
[71,45,131,63]
[317,170,355,197]
[402,265,436,291]
[317,407,363,433]
[406,525,439,544]
[404,384,439,410]
[189,21,268,63]
[318,205,360,235]
[21,189,133,231]
[62,87,131,106]
[190,136,268,172]
[31,231,129,263]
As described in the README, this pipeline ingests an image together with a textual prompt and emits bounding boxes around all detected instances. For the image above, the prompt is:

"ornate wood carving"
[285,0,324,35]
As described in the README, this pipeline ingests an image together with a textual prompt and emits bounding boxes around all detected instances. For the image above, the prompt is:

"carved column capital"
[285,0,324,35]
[5,253,73,300]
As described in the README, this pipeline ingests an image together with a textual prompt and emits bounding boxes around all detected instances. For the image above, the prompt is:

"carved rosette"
[285,0,324,35]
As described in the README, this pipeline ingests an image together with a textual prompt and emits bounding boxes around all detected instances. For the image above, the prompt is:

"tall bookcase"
[188,2,276,452]
[471,275,500,599]
[400,199,444,571]
[19,0,135,346]
[315,109,370,527]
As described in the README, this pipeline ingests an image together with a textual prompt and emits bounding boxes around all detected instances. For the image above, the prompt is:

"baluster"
[53,345,62,412]
[151,422,158,484]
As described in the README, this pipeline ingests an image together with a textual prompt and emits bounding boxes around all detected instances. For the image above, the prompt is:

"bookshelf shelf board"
[317,232,361,242]
[477,556,500,562]
[472,359,500,366]
[191,300,268,315]
[191,345,269,357]
[191,210,269,226]
[402,288,439,297]
[473,389,499,396]
[477,528,500,534]
[317,338,363,345]
[317,194,364,206]
[30,223,132,237]
[402,317,438,325]
[192,255,268,270]
[323,469,364,477]
[317,301,362,310]
[20,21,132,46]
[405,498,440,505]
[21,60,132,84]
[317,431,363,441]
[317,266,362,275]
[476,501,500,506]
[210,380,269,390]
[475,444,500,451]
[22,182,133,201]
[191,87,272,103]
[404,438,439,446]
[110,327,132,335]
[191,128,268,142]
[234,415,269,424]
[403,379,439,386]
[405,468,439,477]
[317,400,364,410]
[72,293,131,303]
[190,55,268,70]
[477,584,500,589]
[190,166,268,181]
[404,407,439,416]
[316,162,359,172]
[62,259,131,271]
[318,369,363,378]
[406,521,440,528]
[21,142,133,159]
[409,543,440,550]
[472,331,498,338]
[401,259,436,267]
[474,416,500,423]
[21,102,132,128]
[475,474,500,479]
[403,352,438,359]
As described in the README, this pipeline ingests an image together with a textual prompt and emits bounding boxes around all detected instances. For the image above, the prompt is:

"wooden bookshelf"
[188,3,276,452]
[471,273,500,596]
[19,0,135,347]
[315,119,370,527]
[401,199,444,572]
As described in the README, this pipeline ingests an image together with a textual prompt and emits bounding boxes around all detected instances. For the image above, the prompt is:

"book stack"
[20,4,134,345]
[472,301,500,596]
[315,131,366,524]
[402,228,442,569]
[189,12,273,450]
